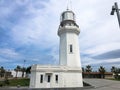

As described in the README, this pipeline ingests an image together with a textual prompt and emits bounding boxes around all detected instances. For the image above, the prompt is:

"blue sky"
[0,0,120,71]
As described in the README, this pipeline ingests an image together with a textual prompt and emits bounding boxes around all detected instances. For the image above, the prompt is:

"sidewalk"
[84,79,120,90]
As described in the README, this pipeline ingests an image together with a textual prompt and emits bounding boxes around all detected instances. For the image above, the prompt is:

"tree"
[25,66,31,77]
[98,66,106,78]
[82,67,85,72]
[14,65,21,78]
[85,65,92,78]
[0,66,5,78]
[4,77,9,86]
[85,65,92,72]
[111,66,120,79]
[21,67,26,78]
[111,66,116,73]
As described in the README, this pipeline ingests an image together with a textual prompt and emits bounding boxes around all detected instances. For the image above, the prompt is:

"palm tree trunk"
[22,71,24,78]
[16,71,18,78]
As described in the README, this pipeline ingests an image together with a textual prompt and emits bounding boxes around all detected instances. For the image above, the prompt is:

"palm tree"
[0,66,5,78]
[14,65,21,78]
[98,66,106,78]
[111,66,116,73]
[85,65,92,72]
[85,65,92,78]
[25,66,31,77]
[21,67,26,78]
[82,67,85,72]
[111,66,120,79]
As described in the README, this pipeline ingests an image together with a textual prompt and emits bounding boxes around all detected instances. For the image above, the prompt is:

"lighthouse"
[30,9,83,88]
[58,9,81,68]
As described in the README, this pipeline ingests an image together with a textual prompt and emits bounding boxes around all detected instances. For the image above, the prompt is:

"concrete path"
[84,79,120,90]
[0,79,119,90]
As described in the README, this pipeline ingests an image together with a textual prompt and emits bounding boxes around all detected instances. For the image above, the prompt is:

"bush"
[114,75,120,80]
[0,81,4,87]
[0,83,3,87]
[4,79,10,85]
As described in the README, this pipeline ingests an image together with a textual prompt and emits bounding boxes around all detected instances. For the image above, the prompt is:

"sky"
[0,0,120,71]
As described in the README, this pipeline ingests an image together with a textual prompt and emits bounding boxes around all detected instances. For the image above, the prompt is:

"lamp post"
[111,2,120,28]
[23,60,26,68]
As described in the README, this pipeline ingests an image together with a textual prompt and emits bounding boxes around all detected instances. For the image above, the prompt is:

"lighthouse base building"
[30,65,83,88]
[30,9,83,88]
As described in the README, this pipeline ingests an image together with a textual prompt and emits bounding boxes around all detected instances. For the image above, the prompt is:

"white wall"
[59,26,81,67]
[11,70,26,77]
[30,70,83,88]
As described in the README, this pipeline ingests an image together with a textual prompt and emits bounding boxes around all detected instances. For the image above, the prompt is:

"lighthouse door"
[45,74,52,88]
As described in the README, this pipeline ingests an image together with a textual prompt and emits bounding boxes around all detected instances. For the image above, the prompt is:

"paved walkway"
[0,79,119,90]
[84,79,120,90]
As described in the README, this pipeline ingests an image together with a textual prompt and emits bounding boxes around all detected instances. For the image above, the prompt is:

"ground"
[0,79,120,90]
[84,79,120,90]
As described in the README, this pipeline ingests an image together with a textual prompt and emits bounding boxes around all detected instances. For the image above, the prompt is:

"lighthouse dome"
[60,9,75,22]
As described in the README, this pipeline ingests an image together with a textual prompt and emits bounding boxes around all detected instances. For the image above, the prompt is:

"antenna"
[67,0,72,10]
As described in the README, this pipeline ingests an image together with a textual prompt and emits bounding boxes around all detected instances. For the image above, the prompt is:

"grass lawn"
[0,78,30,87]
[0,78,91,87]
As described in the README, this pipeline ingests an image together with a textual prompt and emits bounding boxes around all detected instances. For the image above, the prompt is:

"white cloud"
[48,46,59,64]
[9,0,120,67]
[0,48,21,59]
[10,0,60,49]
[83,42,120,56]
[81,56,120,67]
[0,0,120,69]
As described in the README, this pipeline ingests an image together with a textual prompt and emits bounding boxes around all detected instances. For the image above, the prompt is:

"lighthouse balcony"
[58,25,80,36]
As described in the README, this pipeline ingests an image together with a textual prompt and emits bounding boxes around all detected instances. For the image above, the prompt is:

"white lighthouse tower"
[30,9,83,88]
[58,9,81,68]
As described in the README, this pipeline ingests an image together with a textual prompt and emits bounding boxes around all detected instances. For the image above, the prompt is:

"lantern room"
[60,9,75,22]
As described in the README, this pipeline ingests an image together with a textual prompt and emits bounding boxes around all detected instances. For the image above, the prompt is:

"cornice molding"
[58,26,80,36]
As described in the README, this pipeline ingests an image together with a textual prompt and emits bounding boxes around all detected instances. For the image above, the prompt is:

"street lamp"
[110,2,120,28]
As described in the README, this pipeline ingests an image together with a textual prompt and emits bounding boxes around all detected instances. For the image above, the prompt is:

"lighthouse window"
[70,44,73,53]
[55,75,58,83]
[62,13,65,20]
[40,75,43,83]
